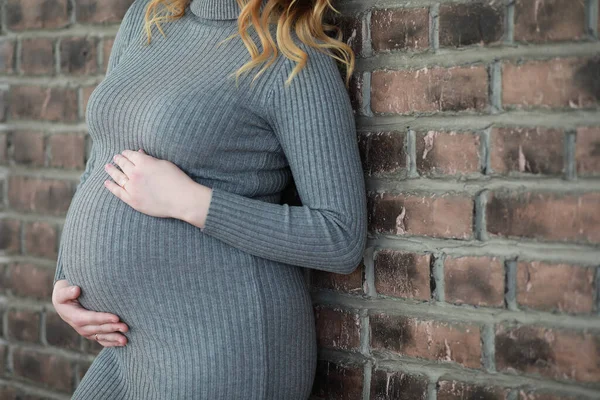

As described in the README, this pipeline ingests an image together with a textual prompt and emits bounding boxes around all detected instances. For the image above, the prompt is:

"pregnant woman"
[51,0,367,398]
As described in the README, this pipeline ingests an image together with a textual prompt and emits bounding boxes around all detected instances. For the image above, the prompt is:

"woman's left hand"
[103,149,204,220]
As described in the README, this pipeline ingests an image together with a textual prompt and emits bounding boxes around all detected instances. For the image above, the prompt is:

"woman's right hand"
[52,279,129,347]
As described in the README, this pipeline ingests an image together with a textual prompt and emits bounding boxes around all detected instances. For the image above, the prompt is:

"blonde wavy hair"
[139,0,354,88]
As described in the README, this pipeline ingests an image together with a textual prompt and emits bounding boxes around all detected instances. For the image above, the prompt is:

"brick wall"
[0,0,598,399]
[311,0,600,399]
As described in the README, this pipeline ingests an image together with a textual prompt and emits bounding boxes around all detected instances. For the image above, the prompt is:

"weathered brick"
[46,310,80,351]
[82,85,98,117]
[5,0,70,31]
[0,39,16,74]
[0,345,6,376]
[76,359,93,382]
[12,131,45,166]
[311,261,364,294]
[516,261,594,314]
[312,359,363,400]
[486,191,600,244]
[576,126,600,175]
[514,0,586,43]
[374,250,430,300]
[314,305,360,351]
[490,127,564,175]
[370,314,481,368]
[371,8,429,53]
[60,37,99,75]
[348,72,362,114]
[0,133,7,164]
[370,369,428,400]
[416,130,480,175]
[502,56,600,109]
[519,391,579,400]
[20,38,55,75]
[371,65,488,114]
[496,324,600,382]
[358,131,406,176]
[10,86,78,122]
[8,176,74,215]
[0,90,7,122]
[75,0,135,24]
[102,37,115,72]
[438,380,509,400]
[6,263,54,300]
[49,133,86,169]
[439,2,504,47]
[12,348,73,392]
[0,219,20,253]
[24,221,58,259]
[330,13,362,56]
[7,309,40,343]
[444,256,505,307]
[368,192,473,239]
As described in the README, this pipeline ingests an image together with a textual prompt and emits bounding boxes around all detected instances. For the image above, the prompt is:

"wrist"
[178,180,213,229]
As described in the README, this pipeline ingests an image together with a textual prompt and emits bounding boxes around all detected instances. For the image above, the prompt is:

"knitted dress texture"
[53,0,368,398]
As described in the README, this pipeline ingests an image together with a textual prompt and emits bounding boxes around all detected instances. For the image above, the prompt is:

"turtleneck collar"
[190,0,267,20]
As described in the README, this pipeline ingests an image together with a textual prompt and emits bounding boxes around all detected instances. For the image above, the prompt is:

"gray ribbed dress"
[53,0,367,398]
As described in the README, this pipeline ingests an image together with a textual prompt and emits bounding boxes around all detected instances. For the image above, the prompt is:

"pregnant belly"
[59,171,312,348]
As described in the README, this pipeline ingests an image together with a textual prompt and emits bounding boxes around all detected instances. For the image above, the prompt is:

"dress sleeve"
[53,1,144,286]
[200,48,368,274]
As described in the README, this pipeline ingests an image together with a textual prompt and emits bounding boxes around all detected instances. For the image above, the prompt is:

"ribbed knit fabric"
[53,0,367,398]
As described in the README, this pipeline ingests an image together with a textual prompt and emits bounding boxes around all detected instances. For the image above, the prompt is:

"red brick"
[486,191,600,244]
[314,305,360,351]
[370,314,481,368]
[438,380,509,400]
[12,131,45,166]
[102,38,115,72]
[348,72,362,114]
[374,250,430,300]
[576,126,600,176]
[370,369,428,400]
[502,56,600,109]
[0,219,20,253]
[0,39,16,74]
[371,65,488,114]
[49,133,86,169]
[444,256,505,307]
[20,38,55,75]
[0,133,7,164]
[358,131,406,176]
[495,324,600,382]
[331,14,362,56]
[439,2,504,47]
[82,85,98,117]
[8,176,74,215]
[311,261,364,294]
[368,192,473,239]
[5,0,70,31]
[0,345,6,375]
[46,311,80,351]
[6,263,54,300]
[7,309,40,343]
[490,127,564,175]
[416,130,480,175]
[10,86,78,122]
[24,221,58,259]
[311,360,363,400]
[516,261,594,314]
[75,0,135,24]
[514,0,586,43]
[519,391,579,400]
[371,8,429,53]
[60,37,99,75]
[12,348,73,392]
[0,90,7,122]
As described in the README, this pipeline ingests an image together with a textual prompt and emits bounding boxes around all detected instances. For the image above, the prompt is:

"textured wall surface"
[0,0,599,399]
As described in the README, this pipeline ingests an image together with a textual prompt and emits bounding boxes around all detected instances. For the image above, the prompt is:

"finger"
[79,322,129,336]
[54,285,80,303]
[104,179,131,202]
[104,163,129,187]
[95,332,128,346]
[67,307,121,327]
[121,149,145,164]
[113,153,135,176]
[138,148,146,154]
